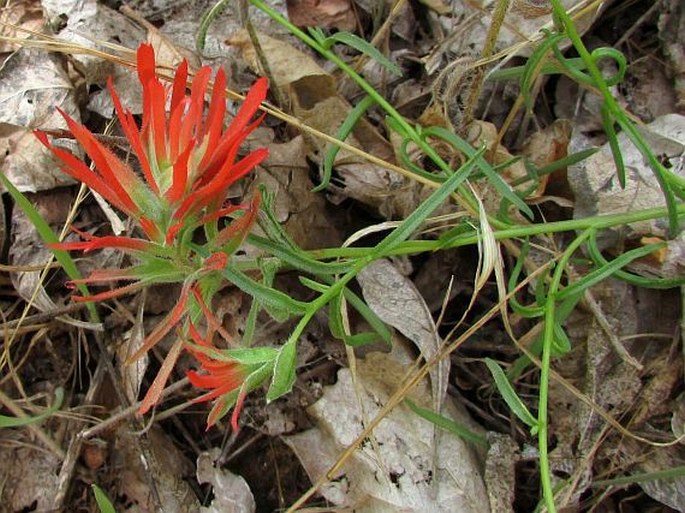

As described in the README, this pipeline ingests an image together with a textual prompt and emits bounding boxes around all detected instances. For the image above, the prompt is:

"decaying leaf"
[286,0,355,31]
[430,0,600,64]
[227,28,417,218]
[257,135,342,249]
[358,259,448,414]
[41,0,145,84]
[0,48,79,193]
[658,0,685,110]
[9,190,99,329]
[484,433,518,513]
[284,351,488,513]
[197,450,256,513]
[114,426,200,512]
[0,0,44,54]
[520,119,572,199]
[568,113,685,249]
[0,438,62,511]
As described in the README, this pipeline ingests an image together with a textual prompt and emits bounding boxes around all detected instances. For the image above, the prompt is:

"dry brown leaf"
[197,450,256,513]
[0,48,81,193]
[520,119,572,198]
[227,29,418,218]
[114,426,200,512]
[284,350,488,513]
[286,0,355,31]
[658,0,685,110]
[357,259,448,415]
[257,136,342,249]
[568,113,685,249]
[0,0,44,54]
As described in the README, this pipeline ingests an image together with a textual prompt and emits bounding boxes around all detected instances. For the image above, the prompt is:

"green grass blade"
[323,31,401,76]
[484,358,538,432]
[0,174,99,322]
[92,485,117,513]
[315,94,377,192]
[371,146,485,258]
[0,388,64,428]
[405,398,488,448]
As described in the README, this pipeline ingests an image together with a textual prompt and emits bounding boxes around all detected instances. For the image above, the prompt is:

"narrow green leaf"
[315,94,376,192]
[405,399,488,448]
[323,31,401,75]
[0,388,64,428]
[421,126,534,219]
[484,358,538,432]
[371,146,485,258]
[586,234,685,289]
[222,266,308,318]
[551,322,571,355]
[92,485,117,513]
[0,174,99,322]
[557,242,668,301]
[521,31,565,110]
[601,103,625,188]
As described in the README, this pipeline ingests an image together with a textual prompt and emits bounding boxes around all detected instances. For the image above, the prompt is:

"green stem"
[548,0,681,235]
[538,229,591,512]
[248,0,488,223]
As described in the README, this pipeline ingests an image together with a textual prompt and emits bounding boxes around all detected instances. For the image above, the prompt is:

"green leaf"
[520,31,566,110]
[557,242,669,301]
[420,126,534,219]
[222,266,308,319]
[370,146,485,258]
[322,31,401,76]
[484,358,538,433]
[551,322,571,355]
[266,337,298,402]
[315,94,377,192]
[0,174,99,322]
[92,485,117,513]
[0,388,64,428]
[586,234,685,289]
[601,103,625,188]
[405,399,488,448]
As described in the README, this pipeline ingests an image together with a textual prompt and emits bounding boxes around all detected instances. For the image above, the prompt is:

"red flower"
[38,43,268,248]
[186,323,250,430]
[37,43,269,416]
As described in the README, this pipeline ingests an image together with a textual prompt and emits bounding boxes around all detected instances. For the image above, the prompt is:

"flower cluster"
[38,44,268,427]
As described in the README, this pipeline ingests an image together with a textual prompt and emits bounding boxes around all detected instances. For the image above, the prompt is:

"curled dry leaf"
[284,351,488,513]
[41,0,144,84]
[658,0,685,110]
[257,136,342,249]
[114,426,199,512]
[0,0,44,54]
[430,0,600,64]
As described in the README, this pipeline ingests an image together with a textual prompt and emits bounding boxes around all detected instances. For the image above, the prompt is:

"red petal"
[138,337,184,415]
[201,68,227,152]
[170,59,189,114]
[136,44,157,91]
[109,78,158,194]
[166,139,193,204]
[58,109,142,214]
[126,281,191,362]
[35,131,130,214]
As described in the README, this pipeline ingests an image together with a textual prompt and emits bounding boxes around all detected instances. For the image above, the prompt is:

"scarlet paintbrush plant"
[37,43,269,421]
